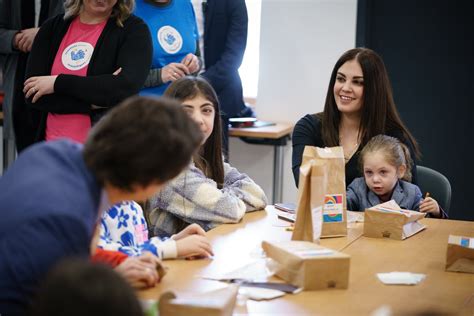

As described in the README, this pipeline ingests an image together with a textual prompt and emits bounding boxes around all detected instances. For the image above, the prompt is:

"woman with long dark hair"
[148,76,267,236]
[292,48,420,187]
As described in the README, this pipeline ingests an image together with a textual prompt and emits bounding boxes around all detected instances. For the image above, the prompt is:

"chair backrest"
[416,165,452,213]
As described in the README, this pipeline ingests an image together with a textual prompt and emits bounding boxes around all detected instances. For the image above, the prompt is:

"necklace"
[343,143,359,162]
[339,135,360,163]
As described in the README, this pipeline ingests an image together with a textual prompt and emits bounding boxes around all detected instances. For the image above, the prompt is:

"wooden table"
[139,207,474,315]
[229,122,294,204]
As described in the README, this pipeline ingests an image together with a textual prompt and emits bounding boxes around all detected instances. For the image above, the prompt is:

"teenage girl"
[148,76,268,236]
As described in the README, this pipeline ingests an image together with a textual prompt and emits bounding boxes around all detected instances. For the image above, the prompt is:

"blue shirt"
[0,140,101,314]
[135,0,198,95]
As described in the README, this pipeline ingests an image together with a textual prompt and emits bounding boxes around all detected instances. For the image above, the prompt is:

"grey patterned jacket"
[346,177,422,212]
[149,162,268,236]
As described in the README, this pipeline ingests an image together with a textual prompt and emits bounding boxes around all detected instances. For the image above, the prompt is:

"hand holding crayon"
[419,192,440,217]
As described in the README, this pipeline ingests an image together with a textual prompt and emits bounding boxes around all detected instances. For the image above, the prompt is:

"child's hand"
[419,197,440,217]
[172,223,206,240]
[176,234,214,258]
[115,255,161,289]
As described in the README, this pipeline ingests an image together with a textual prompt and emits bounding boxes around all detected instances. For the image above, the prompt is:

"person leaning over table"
[23,0,152,144]
[0,96,202,315]
[292,48,420,188]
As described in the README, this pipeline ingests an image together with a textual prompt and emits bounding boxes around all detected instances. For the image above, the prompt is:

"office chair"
[416,165,452,214]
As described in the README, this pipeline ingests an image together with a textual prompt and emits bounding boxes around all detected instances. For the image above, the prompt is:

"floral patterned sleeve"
[98,201,177,259]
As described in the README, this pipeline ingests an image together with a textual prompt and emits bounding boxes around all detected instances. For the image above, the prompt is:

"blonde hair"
[64,0,135,27]
[359,134,413,182]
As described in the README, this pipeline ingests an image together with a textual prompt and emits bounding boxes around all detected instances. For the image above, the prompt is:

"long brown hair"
[320,48,420,159]
[360,135,413,182]
[164,76,225,188]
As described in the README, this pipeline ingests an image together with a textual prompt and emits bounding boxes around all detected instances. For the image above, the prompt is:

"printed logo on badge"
[61,42,94,71]
[157,25,183,54]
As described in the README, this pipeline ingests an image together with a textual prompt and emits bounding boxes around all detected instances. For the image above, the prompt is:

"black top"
[25,14,152,122]
[292,114,418,187]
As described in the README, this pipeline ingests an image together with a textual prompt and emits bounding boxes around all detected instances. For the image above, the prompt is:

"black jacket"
[25,14,152,118]
[201,0,247,118]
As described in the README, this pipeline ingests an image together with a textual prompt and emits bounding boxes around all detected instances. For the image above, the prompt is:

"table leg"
[272,145,284,204]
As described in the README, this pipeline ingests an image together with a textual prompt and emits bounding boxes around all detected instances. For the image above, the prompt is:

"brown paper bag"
[158,285,238,316]
[363,200,426,240]
[292,146,347,241]
[262,240,350,290]
[446,235,474,273]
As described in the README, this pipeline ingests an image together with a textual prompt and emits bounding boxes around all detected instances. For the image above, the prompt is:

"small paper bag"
[158,285,238,316]
[446,235,474,273]
[292,146,347,242]
[262,240,350,290]
[363,200,426,240]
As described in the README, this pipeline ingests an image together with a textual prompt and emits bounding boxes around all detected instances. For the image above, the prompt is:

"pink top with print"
[46,17,107,143]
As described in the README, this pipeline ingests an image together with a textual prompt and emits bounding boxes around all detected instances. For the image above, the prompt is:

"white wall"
[229,0,357,203]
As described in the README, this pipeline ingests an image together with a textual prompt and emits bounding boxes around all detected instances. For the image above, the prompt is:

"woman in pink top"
[24,0,152,144]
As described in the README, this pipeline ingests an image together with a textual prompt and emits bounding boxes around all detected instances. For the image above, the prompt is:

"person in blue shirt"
[135,0,201,96]
[0,96,203,315]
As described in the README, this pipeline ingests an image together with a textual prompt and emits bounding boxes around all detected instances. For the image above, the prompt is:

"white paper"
[239,287,285,301]
[347,211,364,223]
[201,260,271,282]
[402,221,426,239]
[377,272,426,285]
[311,206,323,241]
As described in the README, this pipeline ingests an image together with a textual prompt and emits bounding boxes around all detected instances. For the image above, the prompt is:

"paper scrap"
[347,211,364,223]
[239,287,285,301]
[377,272,426,285]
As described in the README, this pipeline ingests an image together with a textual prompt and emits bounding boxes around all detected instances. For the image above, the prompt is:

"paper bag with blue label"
[262,240,350,290]
[363,200,426,240]
[446,235,474,273]
[292,146,347,242]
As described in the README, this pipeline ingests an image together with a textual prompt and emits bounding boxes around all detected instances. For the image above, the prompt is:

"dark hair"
[83,96,203,191]
[319,48,420,159]
[30,259,143,316]
[360,134,413,182]
[164,76,224,188]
